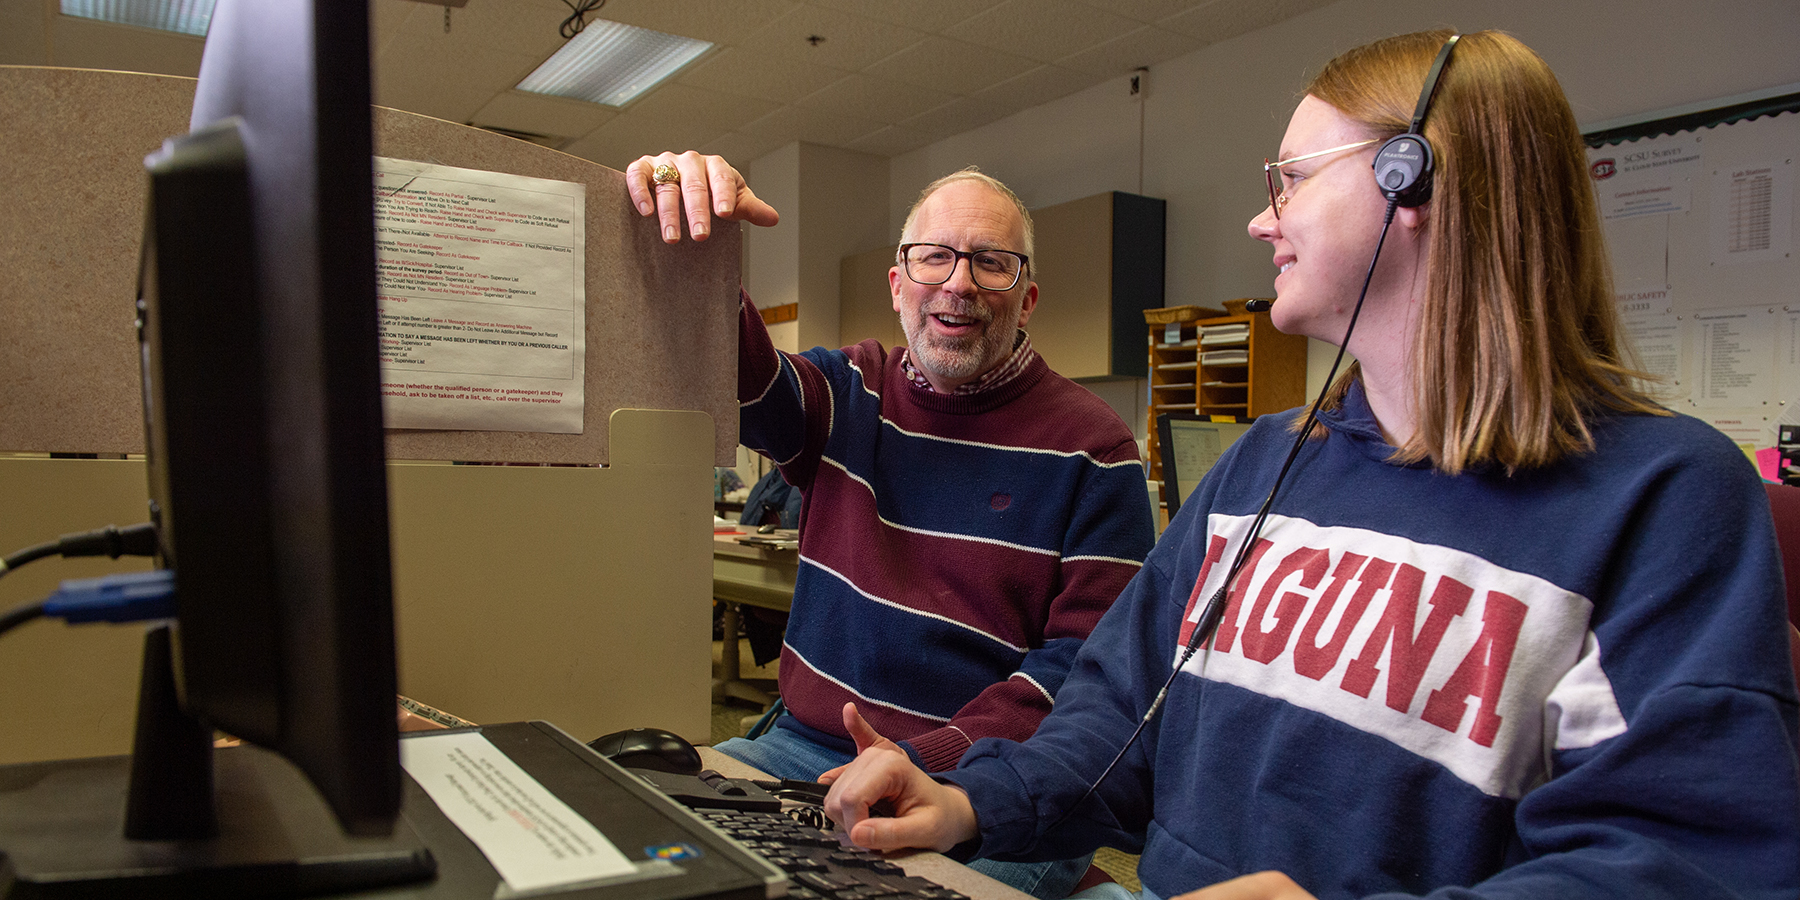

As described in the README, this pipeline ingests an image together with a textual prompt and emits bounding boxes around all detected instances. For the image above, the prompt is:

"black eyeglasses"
[1263,138,1381,218]
[897,243,1029,291]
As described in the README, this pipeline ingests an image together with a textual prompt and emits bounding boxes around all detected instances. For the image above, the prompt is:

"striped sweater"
[737,293,1155,771]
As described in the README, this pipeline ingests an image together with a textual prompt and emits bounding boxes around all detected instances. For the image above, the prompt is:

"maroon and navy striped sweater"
[737,293,1155,771]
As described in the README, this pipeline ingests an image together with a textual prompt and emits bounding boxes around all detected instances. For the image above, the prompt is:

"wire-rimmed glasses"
[1263,138,1382,218]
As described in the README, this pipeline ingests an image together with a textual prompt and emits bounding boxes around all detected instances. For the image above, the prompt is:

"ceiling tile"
[559,113,733,172]
[575,0,802,46]
[969,64,1097,112]
[375,36,544,122]
[697,131,789,167]
[1065,0,1218,25]
[741,5,929,73]
[954,0,1142,64]
[861,35,1038,95]
[376,79,505,126]
[677,47,854,104]
[626,81,783,131]
[845,124,942,157]
[469,90,616,141]
[385,0,568,64]
[739,104,888,146]
[899,94,1015,138]
[49,16,202,76]
[5,0,1336,161]
[371,0,416,52]
[795,73,957,123]
[1160,0,1339,44]
[801,0,1002,32]
[0,0,48,63]
[1055,25,1204,77]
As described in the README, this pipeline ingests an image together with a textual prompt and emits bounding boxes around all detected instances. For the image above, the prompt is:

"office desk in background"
[712,531,797,708]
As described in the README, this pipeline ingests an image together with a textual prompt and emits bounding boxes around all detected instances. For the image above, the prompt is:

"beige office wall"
[0,459,156,765]
[840,245,904,349]
[745,143,803,317]
[390,408,715,745]
[798,144,890,351]
[887,0,1800,402]
[0,409,715,764]
[746,141,890,352]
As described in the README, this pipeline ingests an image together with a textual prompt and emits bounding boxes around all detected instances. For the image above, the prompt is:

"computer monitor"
[1157,414,1252,518]
[0,0,433,895]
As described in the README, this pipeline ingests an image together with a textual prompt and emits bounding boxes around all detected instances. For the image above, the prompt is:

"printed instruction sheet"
[373,159,586,434]
[400,731,634,893]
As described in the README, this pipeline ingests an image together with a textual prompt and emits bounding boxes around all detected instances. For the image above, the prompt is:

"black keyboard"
[691,807,971,900]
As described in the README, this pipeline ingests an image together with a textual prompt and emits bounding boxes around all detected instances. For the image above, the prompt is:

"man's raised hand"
[624,151,779,244]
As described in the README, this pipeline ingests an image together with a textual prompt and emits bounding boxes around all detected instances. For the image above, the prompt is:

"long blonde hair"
[1309,30,1664,474]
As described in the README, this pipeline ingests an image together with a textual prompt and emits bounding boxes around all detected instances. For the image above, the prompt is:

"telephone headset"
[1048,34,1462,830]
[1242,34,1457,314]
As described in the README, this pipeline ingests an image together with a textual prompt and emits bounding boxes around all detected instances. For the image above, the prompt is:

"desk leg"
[712,603,774,709]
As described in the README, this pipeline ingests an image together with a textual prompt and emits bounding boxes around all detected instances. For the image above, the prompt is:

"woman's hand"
[624,151,779,244]
[818,703,980,853]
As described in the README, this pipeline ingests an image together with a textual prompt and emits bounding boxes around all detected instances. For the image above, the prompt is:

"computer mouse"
[586,727,703,775]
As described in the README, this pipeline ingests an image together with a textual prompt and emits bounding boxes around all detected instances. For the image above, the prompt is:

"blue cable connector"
[43,570,177,624]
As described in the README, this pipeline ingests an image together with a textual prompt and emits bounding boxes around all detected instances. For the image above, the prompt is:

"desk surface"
[697,748,1032,900]
[713,530,798,558]
[713,531,798,612]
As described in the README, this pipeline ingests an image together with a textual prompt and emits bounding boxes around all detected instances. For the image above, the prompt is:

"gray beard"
[901,308,1019,383]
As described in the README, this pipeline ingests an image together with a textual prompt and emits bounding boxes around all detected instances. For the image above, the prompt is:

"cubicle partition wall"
[0,65,737,761]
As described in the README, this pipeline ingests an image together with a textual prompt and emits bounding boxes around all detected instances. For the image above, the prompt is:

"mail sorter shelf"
[1143,305,1306,487]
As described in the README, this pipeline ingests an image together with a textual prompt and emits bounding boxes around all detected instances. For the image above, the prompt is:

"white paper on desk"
[373,158,586,434]
[400,731,634,893]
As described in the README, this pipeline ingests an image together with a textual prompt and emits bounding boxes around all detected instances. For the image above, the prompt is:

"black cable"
[558,0,606,39]
[0,600,47,638]
[1045,198,1403,835]
[1,542,59,577]
[0,523,160,580]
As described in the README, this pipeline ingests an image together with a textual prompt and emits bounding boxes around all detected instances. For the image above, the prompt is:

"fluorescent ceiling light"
[517,19,711,108]
[61,0,215,36]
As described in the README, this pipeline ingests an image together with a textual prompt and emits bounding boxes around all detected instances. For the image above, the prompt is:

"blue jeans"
[1072,884,1159,900]
[714,727,1092,899]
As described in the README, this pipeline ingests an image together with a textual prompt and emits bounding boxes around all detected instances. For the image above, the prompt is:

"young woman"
[816,29,1800,900]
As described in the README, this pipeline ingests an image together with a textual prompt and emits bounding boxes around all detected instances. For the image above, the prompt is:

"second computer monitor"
[1157,413,1252,518]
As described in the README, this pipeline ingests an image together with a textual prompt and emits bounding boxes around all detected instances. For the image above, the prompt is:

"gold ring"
[652,163,680,186]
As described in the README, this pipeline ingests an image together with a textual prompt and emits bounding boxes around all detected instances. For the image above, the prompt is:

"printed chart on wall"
[373,158,586,433]
[1587,107,1798,469]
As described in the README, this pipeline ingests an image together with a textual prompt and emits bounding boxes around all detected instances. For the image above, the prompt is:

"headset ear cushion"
[1372,134,1435,207]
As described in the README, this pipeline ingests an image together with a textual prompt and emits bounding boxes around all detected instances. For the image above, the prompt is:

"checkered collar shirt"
[900,330,1035,395]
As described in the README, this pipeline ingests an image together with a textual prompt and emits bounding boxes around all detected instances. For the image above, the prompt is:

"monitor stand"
[0,627,435,898]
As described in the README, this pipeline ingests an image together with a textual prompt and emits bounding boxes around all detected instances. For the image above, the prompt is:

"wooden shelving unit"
[1143,303,1307,485]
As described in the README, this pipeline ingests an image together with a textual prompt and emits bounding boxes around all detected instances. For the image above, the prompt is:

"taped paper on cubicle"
[373,159,586,434]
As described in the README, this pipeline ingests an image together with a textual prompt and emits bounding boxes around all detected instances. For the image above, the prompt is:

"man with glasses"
[628,153,1154,899]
